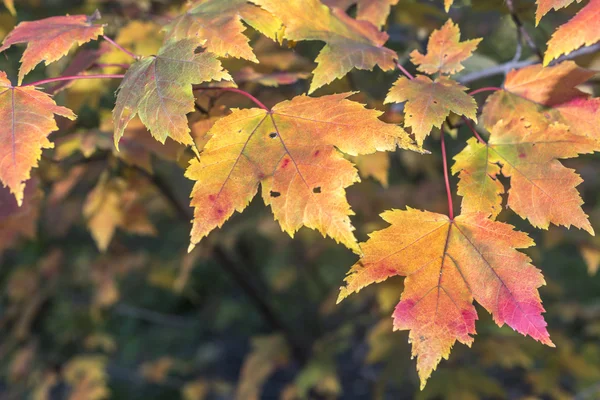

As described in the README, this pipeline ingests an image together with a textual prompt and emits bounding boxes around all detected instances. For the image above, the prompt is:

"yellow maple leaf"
[385,75,477,147]
[164,0,284,62]
[410,19,482,75]
[186,93,419,253]
[250,0,397,93]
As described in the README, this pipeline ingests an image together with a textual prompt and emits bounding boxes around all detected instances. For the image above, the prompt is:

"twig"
[114,303,196,328]
[130,164,308,365]
[506,0,543,60]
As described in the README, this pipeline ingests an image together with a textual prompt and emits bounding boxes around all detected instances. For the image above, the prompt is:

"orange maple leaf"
[0,13,104,85]
[484,62,600,146]
[385,75,477,147]
[113,39,232,147]
[453,113,598,233]
[0,71,76,205]
[164,0,283,63]
[410,20,482,75]
[543,0,600,65]
[535,0,582,24]
[250,0,397,93]
[322,0,399,27]
[338,208,553,388]
[186,93,419,253]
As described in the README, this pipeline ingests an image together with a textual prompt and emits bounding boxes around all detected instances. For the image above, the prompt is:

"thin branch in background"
[458,42,600,84]
[506,0,543,60]
[129,164,308,365]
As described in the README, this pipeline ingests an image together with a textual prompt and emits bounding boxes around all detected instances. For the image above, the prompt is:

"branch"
[506,0,543,60]
[130,164,308,365]
[458,43,600,84]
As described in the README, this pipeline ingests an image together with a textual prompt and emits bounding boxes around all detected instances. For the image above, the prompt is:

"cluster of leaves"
[1,0,600,397]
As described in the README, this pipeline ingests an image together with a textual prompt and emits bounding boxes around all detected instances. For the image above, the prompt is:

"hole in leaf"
[270,191,281,198]
[269,132,277,138]
[313,186,321,194]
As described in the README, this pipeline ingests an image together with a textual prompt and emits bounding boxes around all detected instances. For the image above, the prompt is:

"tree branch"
[458,43,600,84]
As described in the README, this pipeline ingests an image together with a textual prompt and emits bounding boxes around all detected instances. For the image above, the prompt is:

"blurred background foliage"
[1,0,600,399]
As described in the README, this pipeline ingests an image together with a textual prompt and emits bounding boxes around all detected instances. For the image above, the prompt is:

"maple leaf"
[543,0,600,65]
[164,0,283,63]
[453,115,598,233]
[0,71,76,205]
[484,62,600,141]
[113,38,232,147]
[0,13,104,84]
[186,93,418,253]
[250,0,397,93]
[535,0,581,24]
[322,0,400,27]
[3,0,15,15]
[410,20,482,75]
[385,75,477,146]
[84,174,156,252]
[337,208,553,388]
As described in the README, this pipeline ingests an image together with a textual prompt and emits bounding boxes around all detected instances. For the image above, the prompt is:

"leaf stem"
[395,60,415,80]
[469,87,501,96]
[22,74,126,87]
[440,129,454,220]
[102,35,139,60]
[92,63,130,69]
[194,86,270,111]
[461,117,487,145]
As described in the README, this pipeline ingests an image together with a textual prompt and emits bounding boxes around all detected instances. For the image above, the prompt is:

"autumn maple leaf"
[338,208,553,388]
[410,20,482,75]
[385,76,477,147]
[0,71,76,205]
[322,0,399,27]
[164,0,283,63]
[186,93,419,253]
[0,12,104,85]
[541,0,600,65]
[250,0,397,93]
[453,112,598,233]
[485,62,600,141]
[113,38,232,147]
